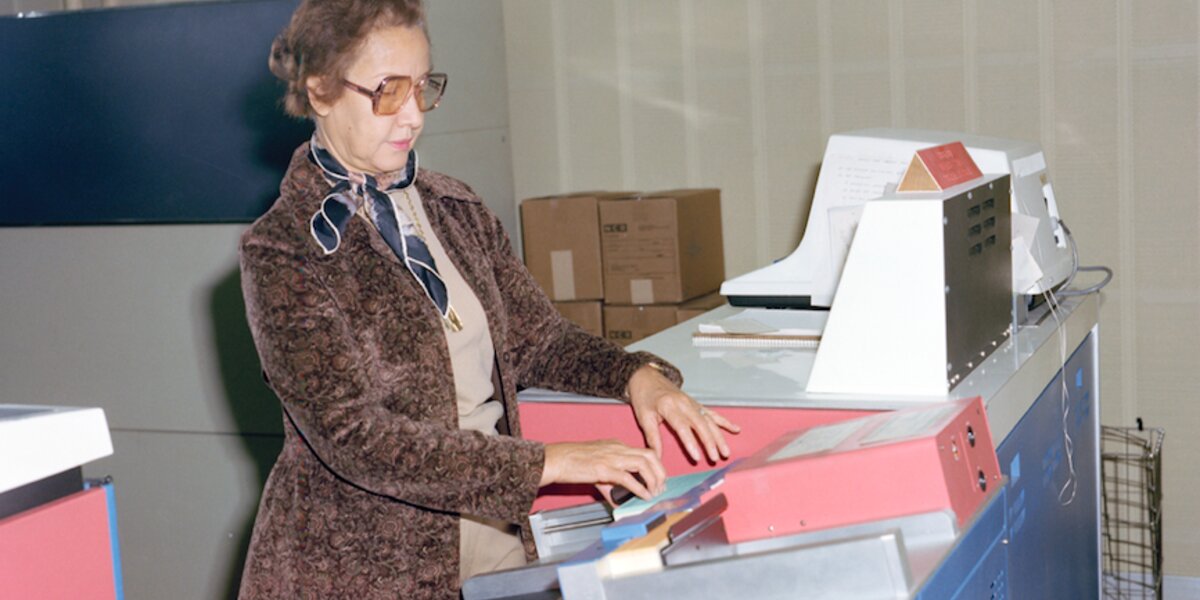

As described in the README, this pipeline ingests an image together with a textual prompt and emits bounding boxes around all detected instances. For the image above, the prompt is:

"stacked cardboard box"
[603,291,725,345]
[522,189,726,345]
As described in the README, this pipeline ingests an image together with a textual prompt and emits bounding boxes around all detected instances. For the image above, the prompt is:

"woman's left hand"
[626,365,741,463]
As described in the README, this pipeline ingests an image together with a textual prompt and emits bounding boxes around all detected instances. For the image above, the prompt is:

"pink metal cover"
[0,487,117,599]
[709,397,1001,544]
[519,402,869,512]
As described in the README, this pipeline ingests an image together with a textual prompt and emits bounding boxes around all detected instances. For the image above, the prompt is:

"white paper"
[1011,213,1045,293]
[698,308,828,336]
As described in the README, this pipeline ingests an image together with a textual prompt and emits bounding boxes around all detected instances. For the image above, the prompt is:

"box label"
[550,250,576,300]
[630,279,654,304]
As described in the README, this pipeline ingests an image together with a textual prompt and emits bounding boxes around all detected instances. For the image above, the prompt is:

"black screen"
[0,0,312,225]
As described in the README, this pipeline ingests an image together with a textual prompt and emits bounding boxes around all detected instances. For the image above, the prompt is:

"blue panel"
[103,482,125,600]
[0,0,311,225]
[601,511,667,550]
[996,333,1099,599]
[917,487,1009,600]
[84,479,124,600]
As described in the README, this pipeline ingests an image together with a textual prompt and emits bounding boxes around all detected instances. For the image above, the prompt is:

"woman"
[238,0,738,597]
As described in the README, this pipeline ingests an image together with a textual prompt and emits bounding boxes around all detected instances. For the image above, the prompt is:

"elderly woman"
[237,0,738,597]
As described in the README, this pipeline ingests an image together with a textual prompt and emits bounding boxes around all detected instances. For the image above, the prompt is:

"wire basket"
[1101,425,1165,600]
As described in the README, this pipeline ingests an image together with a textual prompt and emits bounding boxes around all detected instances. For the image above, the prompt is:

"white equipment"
[806,175,1013,395]
[720,129,1071,308]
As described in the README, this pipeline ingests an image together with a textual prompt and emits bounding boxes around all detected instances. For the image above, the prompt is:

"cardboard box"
[521,193,609,301]
[675,291,726,323]
[599,189,724,305]
[603,304,679,346]
[553,301,604,338]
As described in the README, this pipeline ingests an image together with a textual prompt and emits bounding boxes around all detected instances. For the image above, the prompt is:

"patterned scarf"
[308,136,452,323]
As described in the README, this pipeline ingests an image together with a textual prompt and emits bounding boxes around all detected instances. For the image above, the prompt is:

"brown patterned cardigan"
[237,144,679,599]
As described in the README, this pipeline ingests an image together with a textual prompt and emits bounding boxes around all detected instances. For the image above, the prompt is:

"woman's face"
[308,25,430,175]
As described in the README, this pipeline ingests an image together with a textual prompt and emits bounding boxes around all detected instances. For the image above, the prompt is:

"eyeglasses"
[342,72,448,116]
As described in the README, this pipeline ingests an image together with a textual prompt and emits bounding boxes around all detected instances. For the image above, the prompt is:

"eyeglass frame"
[341,72,449,116]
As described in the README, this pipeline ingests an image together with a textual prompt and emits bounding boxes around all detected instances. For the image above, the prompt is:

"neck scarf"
[308,137,456,328]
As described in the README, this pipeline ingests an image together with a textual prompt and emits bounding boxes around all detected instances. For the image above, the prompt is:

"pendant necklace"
[399,187,464,332]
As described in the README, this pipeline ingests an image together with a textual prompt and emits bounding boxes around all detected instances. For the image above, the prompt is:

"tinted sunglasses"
[342,72,448,116]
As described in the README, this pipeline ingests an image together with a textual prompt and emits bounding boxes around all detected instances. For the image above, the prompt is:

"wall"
[501,0,1200,578]
[0,1,516,598]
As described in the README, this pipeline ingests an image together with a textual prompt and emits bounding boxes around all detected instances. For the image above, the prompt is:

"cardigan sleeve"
[482,211,683,398]
[240,237,544,524]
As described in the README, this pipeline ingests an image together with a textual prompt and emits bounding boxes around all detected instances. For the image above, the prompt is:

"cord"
[1040,218,1114,506]
[1053,219,1114,297]
[1043,287,1078,505]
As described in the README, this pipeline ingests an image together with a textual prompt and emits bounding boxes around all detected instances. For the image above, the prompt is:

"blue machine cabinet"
[996,332,1100,598]
[919,330,1098,598]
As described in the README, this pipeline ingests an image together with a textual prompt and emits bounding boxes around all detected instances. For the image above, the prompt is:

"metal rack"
[1101,425,1165,599]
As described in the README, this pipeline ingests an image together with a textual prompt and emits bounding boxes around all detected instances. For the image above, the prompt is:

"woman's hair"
[269,0,428,118]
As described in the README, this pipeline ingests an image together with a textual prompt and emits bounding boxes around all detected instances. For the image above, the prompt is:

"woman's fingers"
[707,408,741,434]
[661,407,705,462]
[635,408,665,459]
[628,366,742,464]
[599,445,662,498]
[700,406,736,458]
[612,468,654,500]
[542,440,667,498]
[657,394,731,463]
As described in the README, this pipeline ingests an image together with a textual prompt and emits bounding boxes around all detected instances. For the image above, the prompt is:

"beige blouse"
[388,187,501,434]
[387,188,526,583]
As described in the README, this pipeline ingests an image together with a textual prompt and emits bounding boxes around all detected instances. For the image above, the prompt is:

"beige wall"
[502,0,1200,577]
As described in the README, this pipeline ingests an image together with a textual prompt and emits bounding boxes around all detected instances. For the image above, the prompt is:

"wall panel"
[1130,0,1200,572]
[561,2,624,192]
[759,0,823,259]
[901,0,966,131]
[827,0,893,133]
[625,1,689,192]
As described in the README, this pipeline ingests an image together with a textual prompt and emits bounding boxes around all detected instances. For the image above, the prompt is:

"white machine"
[720,129,1072,308]
[806,174,1014,395]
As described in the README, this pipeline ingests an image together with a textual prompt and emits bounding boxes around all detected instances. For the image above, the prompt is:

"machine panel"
[996,332,1100,599]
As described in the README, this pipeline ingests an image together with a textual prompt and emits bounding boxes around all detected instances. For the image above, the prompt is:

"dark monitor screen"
[0,0,312,225]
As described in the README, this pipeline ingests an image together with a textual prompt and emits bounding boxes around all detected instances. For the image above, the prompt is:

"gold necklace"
[399,187,427,241]
[398,188,464,332]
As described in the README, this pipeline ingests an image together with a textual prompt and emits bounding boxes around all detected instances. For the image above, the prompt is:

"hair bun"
[268,33,300,82]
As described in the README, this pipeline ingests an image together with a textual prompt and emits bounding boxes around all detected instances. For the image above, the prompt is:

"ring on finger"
[697,407,709,417]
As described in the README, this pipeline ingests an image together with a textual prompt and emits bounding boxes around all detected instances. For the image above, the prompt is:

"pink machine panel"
[0,487,118,599]
[709,397,1001,544]
[520,402,870,512]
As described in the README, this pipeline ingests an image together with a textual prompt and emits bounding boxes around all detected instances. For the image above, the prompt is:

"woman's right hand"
[540,440,667,501]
